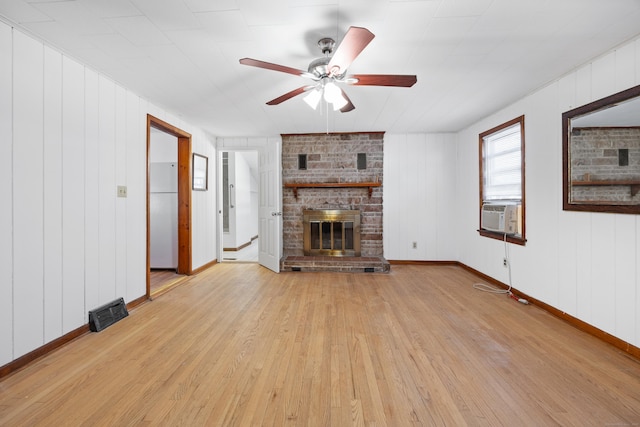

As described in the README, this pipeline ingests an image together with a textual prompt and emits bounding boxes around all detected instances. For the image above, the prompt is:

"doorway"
[217,138,282,273]
[220,150,259,263]
[146,115,193,298]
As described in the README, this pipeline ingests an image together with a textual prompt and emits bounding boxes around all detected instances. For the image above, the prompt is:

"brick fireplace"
[281,132,389,272]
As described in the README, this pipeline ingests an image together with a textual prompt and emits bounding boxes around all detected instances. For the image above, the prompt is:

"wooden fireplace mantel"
[572,179,640,197]
[284,182,381,199]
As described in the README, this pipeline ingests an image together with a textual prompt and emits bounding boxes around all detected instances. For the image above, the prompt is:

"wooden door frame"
[146,115,193,298]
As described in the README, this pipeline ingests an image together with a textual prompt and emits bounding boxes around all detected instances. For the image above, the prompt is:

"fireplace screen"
[303,210,360,256]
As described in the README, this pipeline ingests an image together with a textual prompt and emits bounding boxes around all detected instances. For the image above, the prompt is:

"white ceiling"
[2,0,640,137]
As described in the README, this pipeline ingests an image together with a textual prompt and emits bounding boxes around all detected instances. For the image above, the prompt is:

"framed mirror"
[192,153,208,191]
[563,84,640,214]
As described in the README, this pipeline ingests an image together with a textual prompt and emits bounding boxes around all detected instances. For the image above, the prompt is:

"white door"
[258,138,282,272]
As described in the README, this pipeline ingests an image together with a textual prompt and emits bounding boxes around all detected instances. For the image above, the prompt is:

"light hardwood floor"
[1,264,639,426]
[150,269,187,296]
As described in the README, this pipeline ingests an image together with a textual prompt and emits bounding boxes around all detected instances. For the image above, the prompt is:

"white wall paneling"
[456,34,640,349]
[13,30,45,357]
[43,45,63,343]
[382,134,407,259]
[1,22,217,366]
[98,76,117,306]
[61,56,86,334]
[614,42,636,91]
[590,214,617,333]
[114,85,128,302]
[590,51,616,102]
[0,22,13,365]
[84,66,101,316]
[383,133,457,261]
[125,92,145,301]
[614,215,637,344]
[191,127,217,270]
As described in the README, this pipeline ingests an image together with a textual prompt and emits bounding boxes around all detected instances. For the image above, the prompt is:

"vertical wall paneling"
[421,134,436,259]
[125,92,145,300]
[0,26,219,365]
[0,23,13,365]
[98,76,117,305]
[84,68,100,313]
[410,134,429,260]
[636,217,640,347]
[614,215,637,343]
[614,42,636,91]
[557,75,579,313]
[114,85,127,301]
[636,38,640,83]
[574,213,593,321]
[590,214,617,333]
[43,45,63,343]
[194,141,207,267]
[456,34,640,349]
[521,85,560,301]
[61,56,86,333]
[575,64,592,107]
[382,134,405,259]
[437,134,457,260]
[383,133,457,261]
[590,52,616,101]
[556,211,578,314]
[12,31,45,356]
[191,128,217,270]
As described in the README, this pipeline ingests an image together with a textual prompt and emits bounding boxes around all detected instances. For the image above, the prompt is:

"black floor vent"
[89,298,128,332]
[364,267,375,273]
[292,267,302,272]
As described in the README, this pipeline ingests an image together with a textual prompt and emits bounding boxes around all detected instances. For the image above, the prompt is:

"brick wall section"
[282,132,384,257]
[571,127,640,203]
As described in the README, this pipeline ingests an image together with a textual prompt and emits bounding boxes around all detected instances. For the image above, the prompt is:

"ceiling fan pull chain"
[326,100,329,134]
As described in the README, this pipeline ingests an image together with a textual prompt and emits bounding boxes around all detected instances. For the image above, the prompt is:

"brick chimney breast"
[282,132,384,257]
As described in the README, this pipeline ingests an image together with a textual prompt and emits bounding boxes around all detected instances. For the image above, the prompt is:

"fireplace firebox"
[303,210,361,256]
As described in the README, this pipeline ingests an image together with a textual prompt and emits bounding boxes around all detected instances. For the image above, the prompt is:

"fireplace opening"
[303,210,360,256]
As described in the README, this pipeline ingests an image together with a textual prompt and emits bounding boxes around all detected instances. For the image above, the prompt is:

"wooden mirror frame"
[562,84,640,214]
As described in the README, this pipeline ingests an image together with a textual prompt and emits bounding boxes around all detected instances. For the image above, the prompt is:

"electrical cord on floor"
[473,233,529,305]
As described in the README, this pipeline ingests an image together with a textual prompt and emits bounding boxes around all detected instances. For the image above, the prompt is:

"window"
[479,115,525,244]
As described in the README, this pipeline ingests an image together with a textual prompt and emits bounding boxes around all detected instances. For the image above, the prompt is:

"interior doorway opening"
[146,115,193,298]
[220,150,259,263]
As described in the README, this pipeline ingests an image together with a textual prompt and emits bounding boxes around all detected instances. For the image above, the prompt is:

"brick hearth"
[281,255,390,273]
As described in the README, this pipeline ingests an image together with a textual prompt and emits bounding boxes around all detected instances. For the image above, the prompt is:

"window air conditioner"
[481,203,519,234]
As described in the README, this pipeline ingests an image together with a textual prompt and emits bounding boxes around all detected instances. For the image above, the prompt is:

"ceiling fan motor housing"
[308,56,330,78]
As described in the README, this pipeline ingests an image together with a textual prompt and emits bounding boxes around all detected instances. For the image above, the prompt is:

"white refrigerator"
[150,162,178,269]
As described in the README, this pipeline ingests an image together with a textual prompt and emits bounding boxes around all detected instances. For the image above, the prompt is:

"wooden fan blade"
[240,58,312,78]
[339,89,355,113]
[349,74,417,87]
[266,86,314,105]
[327,27,375,77]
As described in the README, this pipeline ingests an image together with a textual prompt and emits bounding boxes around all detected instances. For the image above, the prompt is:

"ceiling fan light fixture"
[323,81,348,110]
[323,81,341,103]
[331,92,348,110]
[303,87,322,109]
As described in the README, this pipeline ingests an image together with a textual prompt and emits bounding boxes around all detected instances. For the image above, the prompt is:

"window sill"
[478,229,526,246]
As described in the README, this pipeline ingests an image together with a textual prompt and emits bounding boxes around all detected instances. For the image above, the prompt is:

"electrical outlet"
[412,242,417,249]
[117,185,127,198]
[503,258,508,267]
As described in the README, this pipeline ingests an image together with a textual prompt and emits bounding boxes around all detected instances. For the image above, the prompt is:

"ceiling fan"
[239,26,417,113]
